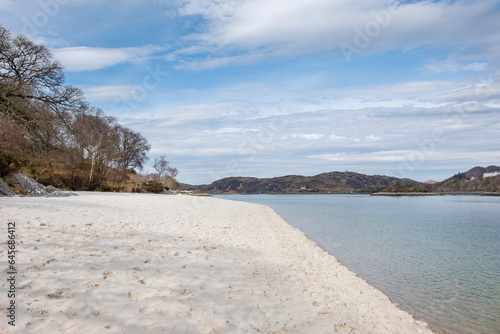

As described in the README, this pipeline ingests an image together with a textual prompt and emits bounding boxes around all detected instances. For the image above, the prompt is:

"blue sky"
[1,0,499,184]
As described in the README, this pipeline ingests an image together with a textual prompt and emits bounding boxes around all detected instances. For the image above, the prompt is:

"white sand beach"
[0,193,433,333]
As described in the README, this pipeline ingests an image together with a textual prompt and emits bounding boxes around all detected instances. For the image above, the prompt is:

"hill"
[376,165,500,195]
[432,165,500,193]
[180,172,420,194]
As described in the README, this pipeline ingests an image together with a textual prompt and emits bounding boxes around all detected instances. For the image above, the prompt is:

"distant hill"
[432,165,500,193]
[181,166,500,195]
[180,171,419,194]
[376,165,500,194]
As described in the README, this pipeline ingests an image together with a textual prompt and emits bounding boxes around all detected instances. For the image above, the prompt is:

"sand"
[0,192,433,333]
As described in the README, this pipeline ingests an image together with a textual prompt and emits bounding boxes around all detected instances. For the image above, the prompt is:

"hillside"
[376,165,500,194]
[432,165,500,193]
[0,26,153,192]
[180,172,420,194]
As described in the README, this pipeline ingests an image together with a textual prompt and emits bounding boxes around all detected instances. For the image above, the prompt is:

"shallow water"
[219,194,500,334]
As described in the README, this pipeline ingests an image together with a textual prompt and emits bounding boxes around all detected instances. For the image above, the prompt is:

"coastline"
[371,192,440,196]
[372,191,500,196]
[0,193,433,333]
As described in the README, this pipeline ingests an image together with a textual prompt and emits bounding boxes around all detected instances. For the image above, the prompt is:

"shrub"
[141,181,166,193]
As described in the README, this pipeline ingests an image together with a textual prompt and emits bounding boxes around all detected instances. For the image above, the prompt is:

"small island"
[372,181,440,196]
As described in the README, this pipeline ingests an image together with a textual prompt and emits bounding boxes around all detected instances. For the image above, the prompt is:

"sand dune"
[0,193,433,333]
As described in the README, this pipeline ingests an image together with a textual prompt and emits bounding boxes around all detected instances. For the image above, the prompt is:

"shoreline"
[0,192,433,333]
[373,191,500,196]
[371,192,440,196]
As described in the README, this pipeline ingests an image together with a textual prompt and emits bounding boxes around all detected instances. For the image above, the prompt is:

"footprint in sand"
[102,270,117,279]
[132,273,147,285]
[128,290,157,301]
[46,288,75,299]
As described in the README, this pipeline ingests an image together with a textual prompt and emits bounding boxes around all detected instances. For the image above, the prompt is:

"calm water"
[218,194,500,334]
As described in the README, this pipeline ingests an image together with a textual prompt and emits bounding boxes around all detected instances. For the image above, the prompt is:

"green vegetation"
[433,174,500,193]
[379,166,500,194]
[0,26,177,192]
[380,182,432,193]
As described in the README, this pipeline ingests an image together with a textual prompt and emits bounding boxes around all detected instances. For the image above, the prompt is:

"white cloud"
[423,60,488,73]
[308,151,414,163]
[170,0,500,68]
[118,75,500,184]
[203,127,259,135]
[423,82,500,104]
[366,134,381,142]
[175,52,267,70]
[53,45,163,71]
[84,85,138,101]
[291,134,324,140]
[329,134,349,142]
[464,63,489,72]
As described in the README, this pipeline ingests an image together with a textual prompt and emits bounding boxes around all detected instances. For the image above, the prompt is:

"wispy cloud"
[53,46,164,71]
[175,53,268,70]
[308,150,416,163]
[116,74,499,182]
[422,75,500,104]
[84,85,140,101]
[423,60,488,73]
[170,0,500,69]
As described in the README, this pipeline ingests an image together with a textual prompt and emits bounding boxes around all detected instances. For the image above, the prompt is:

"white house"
[483,171,500,178]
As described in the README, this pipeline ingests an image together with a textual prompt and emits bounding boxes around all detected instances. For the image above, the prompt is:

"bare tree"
[167,166,179,178]
[71,107,118,186]
[0,25,83,135]
[0,25,83,164]
[153,156,178,182]
[153,156,168,180]
[0,113,28,175]
[115,125,151,172]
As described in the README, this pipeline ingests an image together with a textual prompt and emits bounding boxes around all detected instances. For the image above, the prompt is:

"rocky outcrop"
[12,173,51,196]
[0,173,77,197]
[0,177,15,197]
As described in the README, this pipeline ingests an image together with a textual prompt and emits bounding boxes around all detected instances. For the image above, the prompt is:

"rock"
[46,185,59,193]
[163,189,178,195]
[0,177,14,197]
[43,184,78,197]
[0,173,77,197]
[11,173,49,196]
